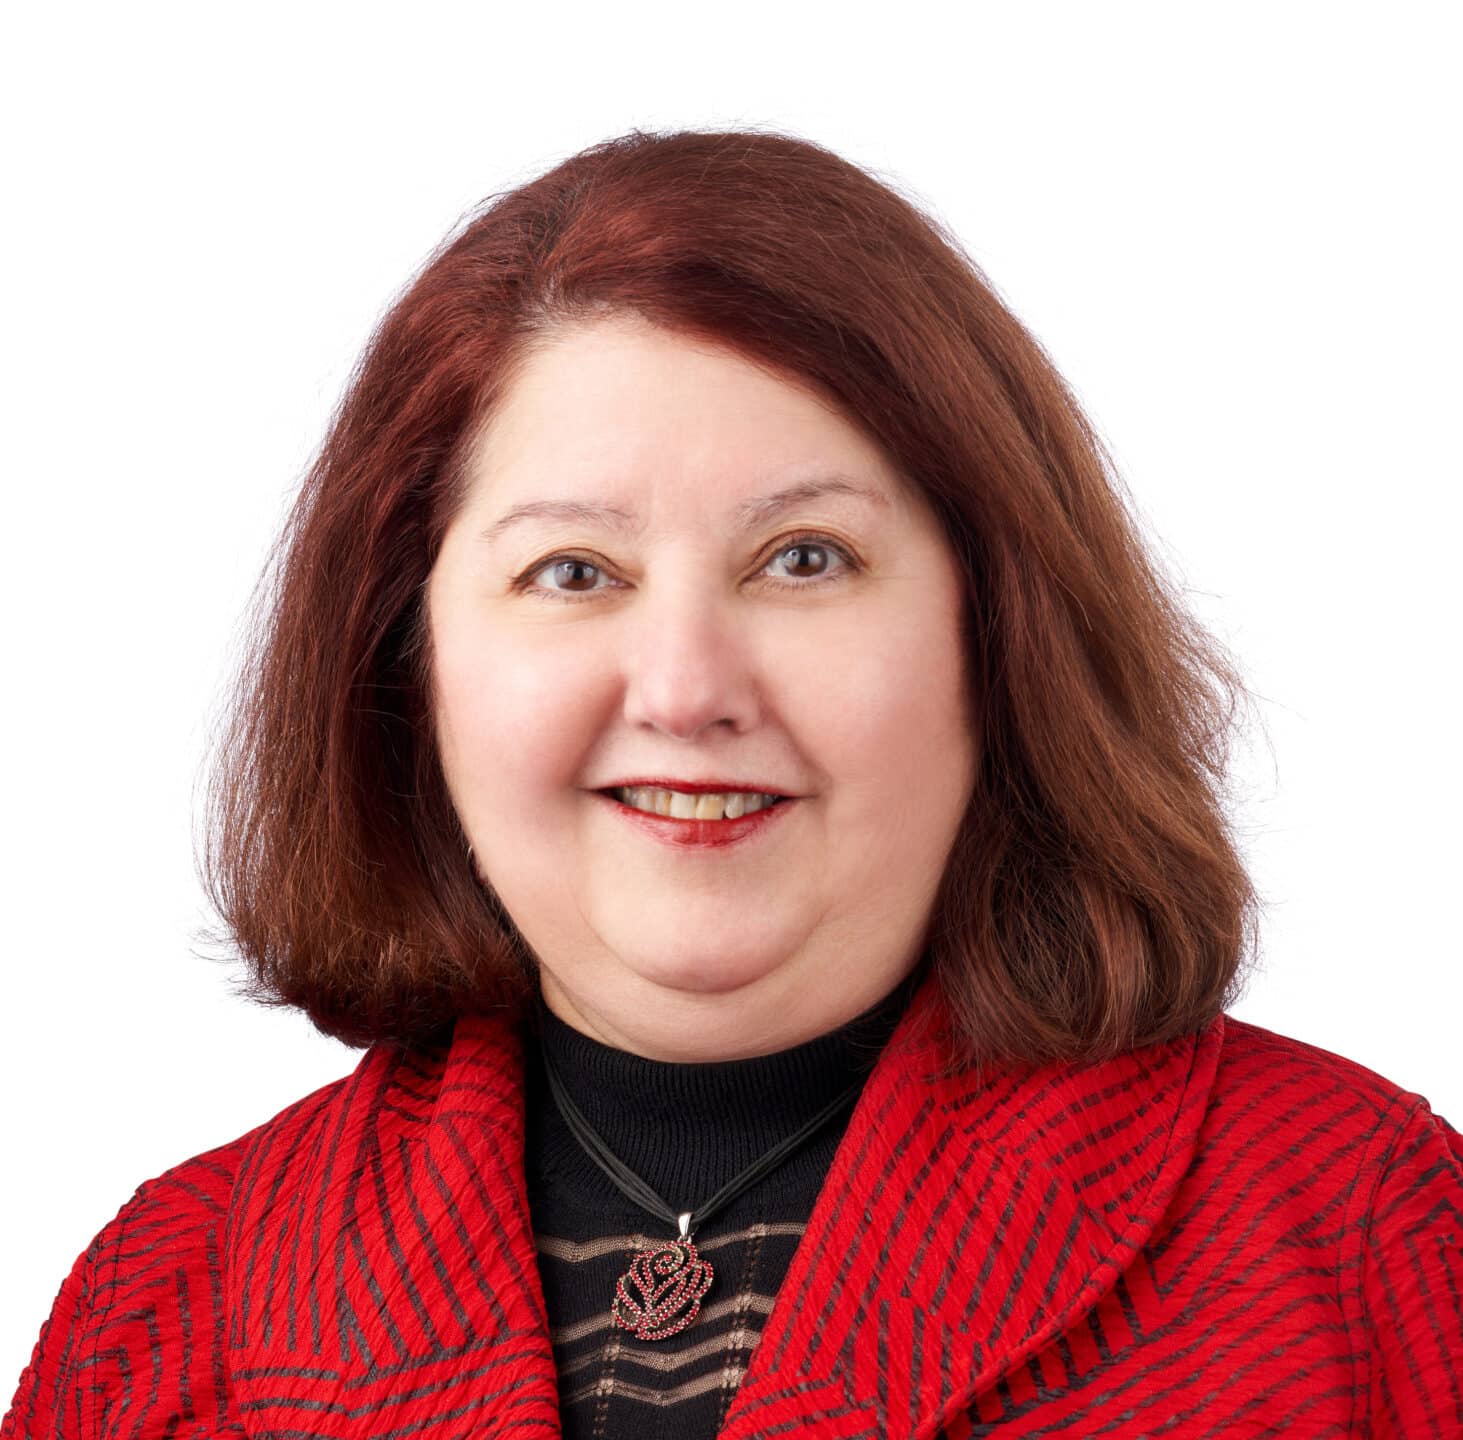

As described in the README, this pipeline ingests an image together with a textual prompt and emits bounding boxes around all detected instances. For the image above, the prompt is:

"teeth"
[614,787,781,820]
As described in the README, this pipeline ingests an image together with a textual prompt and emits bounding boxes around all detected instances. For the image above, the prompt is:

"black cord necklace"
[539,1039,868,1342]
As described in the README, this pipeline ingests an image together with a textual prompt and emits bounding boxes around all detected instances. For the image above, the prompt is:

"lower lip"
[595,792,796,849]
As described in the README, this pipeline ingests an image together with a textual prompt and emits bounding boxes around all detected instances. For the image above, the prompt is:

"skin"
[426,312,977,1061]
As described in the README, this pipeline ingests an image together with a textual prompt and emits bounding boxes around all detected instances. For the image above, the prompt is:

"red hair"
[197,126,1261,1069]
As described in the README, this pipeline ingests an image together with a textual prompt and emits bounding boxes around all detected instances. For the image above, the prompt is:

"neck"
[523,963,925,1216]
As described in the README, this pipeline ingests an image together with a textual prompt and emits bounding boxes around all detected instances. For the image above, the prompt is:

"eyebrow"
[479,476,890,545]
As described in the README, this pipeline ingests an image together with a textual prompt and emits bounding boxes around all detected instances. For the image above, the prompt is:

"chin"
[619,944,790,998]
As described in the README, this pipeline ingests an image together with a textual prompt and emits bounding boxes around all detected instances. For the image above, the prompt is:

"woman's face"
[427,313,976,1060]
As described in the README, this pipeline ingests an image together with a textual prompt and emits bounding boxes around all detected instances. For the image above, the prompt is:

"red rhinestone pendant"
[611,1228,715,1341]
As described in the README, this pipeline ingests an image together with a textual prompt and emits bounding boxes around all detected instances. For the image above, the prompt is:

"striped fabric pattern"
[6,968,1461,1437]
[532,1219,809,1424]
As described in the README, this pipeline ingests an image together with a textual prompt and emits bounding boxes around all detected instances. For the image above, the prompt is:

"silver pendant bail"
[677,1210,693,1239]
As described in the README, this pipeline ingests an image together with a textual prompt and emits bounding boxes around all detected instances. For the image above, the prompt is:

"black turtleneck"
[522,964,924,1440]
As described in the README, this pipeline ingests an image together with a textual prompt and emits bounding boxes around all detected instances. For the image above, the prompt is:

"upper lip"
[596,778,797,797]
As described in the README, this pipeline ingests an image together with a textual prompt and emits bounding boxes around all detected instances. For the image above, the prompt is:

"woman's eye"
[516,534,857,603]
[532,556,606,598]
[762,537,853,584]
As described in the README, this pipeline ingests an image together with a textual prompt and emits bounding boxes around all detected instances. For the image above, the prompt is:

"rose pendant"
[611,1211,715,1341]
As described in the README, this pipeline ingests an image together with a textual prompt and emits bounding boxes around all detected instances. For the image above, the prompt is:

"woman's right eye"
[514,554,612,602]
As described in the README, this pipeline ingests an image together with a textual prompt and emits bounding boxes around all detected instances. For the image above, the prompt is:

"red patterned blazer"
[6,970,1462,1438]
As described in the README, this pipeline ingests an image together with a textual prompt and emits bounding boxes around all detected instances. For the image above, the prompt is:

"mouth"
[591,787,795,849]
[595,785,791,822]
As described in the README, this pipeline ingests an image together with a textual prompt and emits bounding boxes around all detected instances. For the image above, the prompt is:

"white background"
[3,2,1459,1369]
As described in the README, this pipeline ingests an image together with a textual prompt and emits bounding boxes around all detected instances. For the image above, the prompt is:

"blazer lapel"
[226,1009,562,1437]
[718,973,1224,1439]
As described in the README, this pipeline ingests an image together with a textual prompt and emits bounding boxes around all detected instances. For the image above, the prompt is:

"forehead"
[466,314,901,506]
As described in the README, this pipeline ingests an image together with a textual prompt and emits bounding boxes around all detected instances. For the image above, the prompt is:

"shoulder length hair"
[197,126,1262,1070]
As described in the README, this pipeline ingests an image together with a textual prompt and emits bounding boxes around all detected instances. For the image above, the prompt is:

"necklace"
[538,1039,868,1342]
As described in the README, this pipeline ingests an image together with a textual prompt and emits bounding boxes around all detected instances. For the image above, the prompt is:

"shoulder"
[113,1061,364,1269]
[1206,1013,1460,1218]
[1205,1013,1463,1427]
[96,1049,384,1256]
[1209,1010,1460,1206]
[1213,1011,1443,1131]
[3,1131,254,1438]
[1,1061,376,1439]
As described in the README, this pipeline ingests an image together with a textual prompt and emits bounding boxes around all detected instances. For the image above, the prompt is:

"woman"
[5,128,1459,1439]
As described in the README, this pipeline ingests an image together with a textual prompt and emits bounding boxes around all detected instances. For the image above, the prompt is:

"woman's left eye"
[515,533,859,603]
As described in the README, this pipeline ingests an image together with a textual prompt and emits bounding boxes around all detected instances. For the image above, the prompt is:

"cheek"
[797,604,971,792]
[432,628,601,803]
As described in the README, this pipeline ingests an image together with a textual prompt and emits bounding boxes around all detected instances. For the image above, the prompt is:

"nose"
[619,581,760,741]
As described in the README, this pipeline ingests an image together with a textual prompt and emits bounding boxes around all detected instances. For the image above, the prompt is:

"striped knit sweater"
[523,973,918,1435]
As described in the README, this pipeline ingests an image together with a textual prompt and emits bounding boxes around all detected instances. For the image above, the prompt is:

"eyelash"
[511,531,860,604]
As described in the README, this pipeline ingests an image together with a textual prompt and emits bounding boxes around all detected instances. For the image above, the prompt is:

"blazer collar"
[227,968,1222,1439]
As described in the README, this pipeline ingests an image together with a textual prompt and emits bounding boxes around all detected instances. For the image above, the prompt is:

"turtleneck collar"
[523,960,927,1215]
